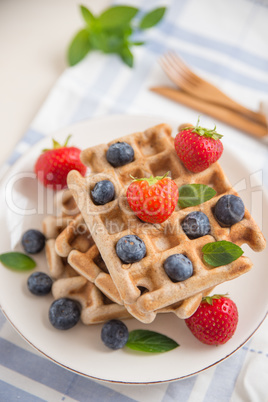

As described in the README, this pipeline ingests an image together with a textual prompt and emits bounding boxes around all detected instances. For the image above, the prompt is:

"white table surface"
[0,0,110,166]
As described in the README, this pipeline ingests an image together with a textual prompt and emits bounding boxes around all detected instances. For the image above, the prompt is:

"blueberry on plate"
[101,319,129,350]
[182,211,210,238]
[91,180,115,205]
[22,229,46,254]
[116,235,146,264]
[214,194,245,227]
[164,254,193,282]
[49,298,81,330]
[27,272,52,295]
[106,142,134,167]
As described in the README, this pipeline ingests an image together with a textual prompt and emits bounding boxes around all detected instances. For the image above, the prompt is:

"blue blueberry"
[106,142,134,167]
[116,235,146,263]
[27,272,52,295]
[101,319,129,350]
[182,211,210,238]
[214,194,245,227]
[22,229,46,254]
[91,180,115,205]
[49,298,81,330]
[164,254,193,282]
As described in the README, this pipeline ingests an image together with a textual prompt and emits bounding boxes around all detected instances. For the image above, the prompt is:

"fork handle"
[150,86,268,138]
[201,85,267,127]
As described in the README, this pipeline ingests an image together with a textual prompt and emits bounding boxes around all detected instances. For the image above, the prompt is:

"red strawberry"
[185,294,238,346]
[35,135,87,190]
[174,119,223,173]
[126,173,179,224]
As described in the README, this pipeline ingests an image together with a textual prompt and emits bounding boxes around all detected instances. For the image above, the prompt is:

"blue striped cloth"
[1,0,268,400]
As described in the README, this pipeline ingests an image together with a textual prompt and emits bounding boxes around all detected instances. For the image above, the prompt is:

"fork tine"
[168,53,201,84]
[159,56,186,88]
[164,53,195,85]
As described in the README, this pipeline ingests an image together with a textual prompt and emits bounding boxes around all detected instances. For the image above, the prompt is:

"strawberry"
[34,135,87,190]
[185,294,238,346]
[126,173,178,224]
[174,119,223,173]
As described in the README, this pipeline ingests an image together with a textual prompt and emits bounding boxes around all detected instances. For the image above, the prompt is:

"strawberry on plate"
[126,173,178,224]
[35,135,87,190]
[174,118,223,173]
[185,294,238,346]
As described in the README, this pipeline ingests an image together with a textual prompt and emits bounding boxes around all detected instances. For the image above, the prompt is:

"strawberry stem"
[42,135,72,153]
[183,117,223,140]
[202,293,228,305]
[130,172,170,186]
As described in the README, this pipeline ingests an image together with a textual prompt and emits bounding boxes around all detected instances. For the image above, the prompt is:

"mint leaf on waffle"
[178,184,216,208]
[202,241,244,267]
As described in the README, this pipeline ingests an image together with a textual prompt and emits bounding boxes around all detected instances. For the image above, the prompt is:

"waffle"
[45,236,131,324]
[67,123,266,319]
[57,213,210,321]
[42,189,80,239]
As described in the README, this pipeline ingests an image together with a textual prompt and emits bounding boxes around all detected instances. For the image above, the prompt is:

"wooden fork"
[160,52,267,127]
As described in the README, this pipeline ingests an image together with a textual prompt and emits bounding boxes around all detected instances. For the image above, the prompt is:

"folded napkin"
[1,0,268,400]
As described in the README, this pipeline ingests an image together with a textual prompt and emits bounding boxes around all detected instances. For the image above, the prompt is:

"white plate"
[0,114,267,384]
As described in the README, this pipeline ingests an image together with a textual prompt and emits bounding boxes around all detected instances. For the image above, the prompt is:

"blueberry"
[106,142,134,167]
[182,211,210,238]
[116,235,146,263]
[214,194,245,227]
[22,229,46,254]
[27,272,52,295]
[164,254,193,282]
[101,319,129,350]
[49,298,81,330]
[91,180,115,205]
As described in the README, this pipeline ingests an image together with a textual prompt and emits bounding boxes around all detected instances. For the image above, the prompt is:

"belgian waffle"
[67,123,265,318]
[45,236,131,324]
[42,189,79,239]
[56,212,210,321]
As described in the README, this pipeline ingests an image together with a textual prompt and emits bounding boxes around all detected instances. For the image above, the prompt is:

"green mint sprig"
[126,329,179,353]
[0,252,36,271]
[178,183,216,208]
[68,5,166,67]
[202,241,244,267]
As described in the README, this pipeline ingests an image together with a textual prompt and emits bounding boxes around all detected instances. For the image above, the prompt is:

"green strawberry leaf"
[126,330,179,353]
[184,117,223,140]
[80,5,95,27]
[139,7,166,29]
[98,6,138,29]
[0,252,36,271]
[202,294,228,305]
[178,184,216,208]
[67,28,91,66]
[202,241,244,267]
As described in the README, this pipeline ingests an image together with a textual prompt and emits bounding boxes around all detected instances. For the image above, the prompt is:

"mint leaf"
[80,5,95,27]
[67,29,91,66]
[98,6,138,29]
[0,252,36,271]
[178,184,216,208]
[119,45,134,67]
[126,330,179,353]
[139,7,166,29]
[202,241,244,267]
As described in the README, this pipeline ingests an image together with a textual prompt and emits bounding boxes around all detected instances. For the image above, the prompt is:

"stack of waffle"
[44,123,266,324]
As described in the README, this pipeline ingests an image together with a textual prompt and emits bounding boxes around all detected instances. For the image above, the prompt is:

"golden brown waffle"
[42,189,80,239]
[67,123,265,319]
[46,237,131,324]
[56,212,214,321]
